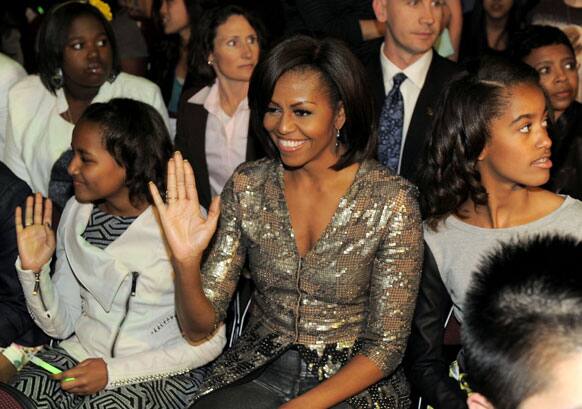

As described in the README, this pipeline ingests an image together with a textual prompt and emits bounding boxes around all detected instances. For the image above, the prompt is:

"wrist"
[172,253,203,273]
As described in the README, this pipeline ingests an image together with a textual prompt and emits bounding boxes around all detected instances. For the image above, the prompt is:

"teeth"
[279,139,305,148]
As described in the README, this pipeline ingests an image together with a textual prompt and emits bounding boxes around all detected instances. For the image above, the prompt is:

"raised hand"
[15,193,56,272]
[149,151,220,265]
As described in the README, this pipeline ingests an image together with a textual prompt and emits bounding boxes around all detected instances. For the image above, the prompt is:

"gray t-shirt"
[424,196,582,322]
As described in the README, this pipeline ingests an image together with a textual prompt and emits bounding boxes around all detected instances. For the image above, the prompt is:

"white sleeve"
[3,111,33,189]
[104,325,226,389]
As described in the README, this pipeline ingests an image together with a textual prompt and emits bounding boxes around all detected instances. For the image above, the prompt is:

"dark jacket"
[0,162,49,347]
[366,48,461,182]
[175,85,265,210]
[546,101,582,200]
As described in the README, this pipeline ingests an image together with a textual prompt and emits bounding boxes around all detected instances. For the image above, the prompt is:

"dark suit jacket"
[175,86,265,210]
[0,162,50,347]
[367,47,460,182]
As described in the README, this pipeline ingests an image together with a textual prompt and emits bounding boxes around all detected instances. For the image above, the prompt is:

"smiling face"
[68,120,128,206]
[263,69,345,170]
[373,0,444,67]
[61,14,113,92]
[209,14,260,84]
[159,0,190,35]
[523,44,578,120]
[477,83,551,190]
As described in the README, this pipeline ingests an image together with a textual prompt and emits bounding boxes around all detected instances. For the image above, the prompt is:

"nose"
[160,0,167,16]
[537,127,552,150]
[554,66,568,83]
[67,153,80,176]
[419,1,436,25]
[275,110,295,135]
[241,41,252,59]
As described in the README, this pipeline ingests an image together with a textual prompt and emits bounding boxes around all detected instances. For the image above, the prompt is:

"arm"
[3,109,33,189]
[445,0,463,62]
[404,245,468,409]
[149,152,244,341]
[284,183,423,408]
[16,196,81,339]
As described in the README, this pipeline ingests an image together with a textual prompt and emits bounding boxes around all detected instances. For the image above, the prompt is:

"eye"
[565,61,576,71]
[541,117,548,128]
[226,39,238,47]
[431,0,445,6]
[96,38,108,47]
[247,35,258,45]
[71,42,83,50]
[407,0,420,5]
[294,109,311,117]
[519,123,532,133]
[537,66,549,75]
[265,105,281,115]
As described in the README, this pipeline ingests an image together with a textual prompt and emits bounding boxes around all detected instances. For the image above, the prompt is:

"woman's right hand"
[149,151,220,266]
[15,193,56,272]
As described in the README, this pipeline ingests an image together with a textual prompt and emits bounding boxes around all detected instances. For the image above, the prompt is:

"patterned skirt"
[11,346,207,409]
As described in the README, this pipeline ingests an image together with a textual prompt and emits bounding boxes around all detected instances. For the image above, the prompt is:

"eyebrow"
[510,114,533,125]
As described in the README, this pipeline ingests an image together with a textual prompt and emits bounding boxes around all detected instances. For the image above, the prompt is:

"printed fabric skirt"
[10,346,207,409]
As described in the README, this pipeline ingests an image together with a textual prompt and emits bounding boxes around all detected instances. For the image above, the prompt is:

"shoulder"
[428,52,462,78]
[0,163,31,205]
[0,53,26,86]
[358,159,419,201]
[8,75,48,102]
[230,158,277,186]
[108,72,162,97]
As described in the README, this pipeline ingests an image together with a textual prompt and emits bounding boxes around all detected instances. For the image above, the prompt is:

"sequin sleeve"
[200,174,246,323]
[359,182,423,375]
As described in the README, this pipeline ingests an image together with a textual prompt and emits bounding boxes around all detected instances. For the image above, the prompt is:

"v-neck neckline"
[276,160,369,260]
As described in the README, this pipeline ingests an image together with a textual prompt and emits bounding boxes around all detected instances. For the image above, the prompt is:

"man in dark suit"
[370,0,460,181]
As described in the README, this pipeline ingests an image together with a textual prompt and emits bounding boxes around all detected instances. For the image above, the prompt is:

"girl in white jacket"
[11,98,225,408]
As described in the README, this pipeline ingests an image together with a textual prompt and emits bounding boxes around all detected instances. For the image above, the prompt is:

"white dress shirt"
[379,46,433,173]
[189,81,249,197]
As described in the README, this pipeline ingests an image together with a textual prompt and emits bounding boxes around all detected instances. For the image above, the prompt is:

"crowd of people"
[0,0,581,408]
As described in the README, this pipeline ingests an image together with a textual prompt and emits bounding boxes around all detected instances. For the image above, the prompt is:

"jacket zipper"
[32,272,49,312]
[110,271,139,358]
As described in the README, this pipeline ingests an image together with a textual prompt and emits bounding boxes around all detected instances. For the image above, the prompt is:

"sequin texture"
[194,158,423,408]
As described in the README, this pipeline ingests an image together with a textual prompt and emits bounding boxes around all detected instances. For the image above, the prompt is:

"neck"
[179,26,191,46]
[485,13,509,32]
[217,78,249,116]
[99,194,148,218]
[383,39,427,70]
[285,145,350,186]
[64,82,100,104]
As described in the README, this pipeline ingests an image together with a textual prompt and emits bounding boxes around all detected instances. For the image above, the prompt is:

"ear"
[467,393,495,409]
[372,0,389,23]
[334,102,346,131]
[477,144,489,161]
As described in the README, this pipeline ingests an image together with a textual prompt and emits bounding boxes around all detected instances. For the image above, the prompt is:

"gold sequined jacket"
[194,158,423,408]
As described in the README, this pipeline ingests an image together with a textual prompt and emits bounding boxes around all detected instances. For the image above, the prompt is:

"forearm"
[173,256,218,341]
[359,19,385,41]
[285,355,383,408]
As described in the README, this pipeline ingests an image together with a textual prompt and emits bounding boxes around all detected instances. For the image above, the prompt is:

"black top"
[546,101,582,200]
[0,162,50,347]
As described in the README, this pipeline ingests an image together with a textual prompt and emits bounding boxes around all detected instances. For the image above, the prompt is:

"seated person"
[11,99,225,408]
[463,235,582,409]
[510,25,582,199]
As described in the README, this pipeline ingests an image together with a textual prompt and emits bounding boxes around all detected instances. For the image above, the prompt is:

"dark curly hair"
[37,1,121,95]
[419,57,540,229]
[248,35,376,171]
[79,98,173,207]
[509,24,576,62]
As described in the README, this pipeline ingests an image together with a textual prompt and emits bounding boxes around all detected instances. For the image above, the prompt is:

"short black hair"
[509,25,576,62]
[463,235,582,409]
[78,98,173,207]
[37,1,121,94]
[190,5,267,85]
[248,35,376,170]
[418,56,541,227]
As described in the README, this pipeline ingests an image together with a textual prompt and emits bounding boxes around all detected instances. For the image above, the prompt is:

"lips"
[531,156,552,169]
[275,138,308,153]
[87,62,104,75]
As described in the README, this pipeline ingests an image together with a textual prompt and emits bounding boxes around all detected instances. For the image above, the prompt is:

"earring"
[107,70,118,84]
[51,68,64,89]
[207,59,213,65]
[335,128,341,148]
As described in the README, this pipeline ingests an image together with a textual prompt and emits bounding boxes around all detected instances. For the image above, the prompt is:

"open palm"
[15,193,56,272]
[149,152,220,264]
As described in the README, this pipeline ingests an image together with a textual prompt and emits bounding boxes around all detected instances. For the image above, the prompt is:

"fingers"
[15,206,23,235]
[184,159,200,209]
[167,156,177,203]
[43,198,53,227]
[24,195,33,227]
[174,151,186,201]
[33,192,43,225]
[149,182,166,215]
[207,196,221,223]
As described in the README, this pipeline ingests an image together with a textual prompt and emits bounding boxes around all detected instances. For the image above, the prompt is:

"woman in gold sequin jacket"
[149,35,423,409]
